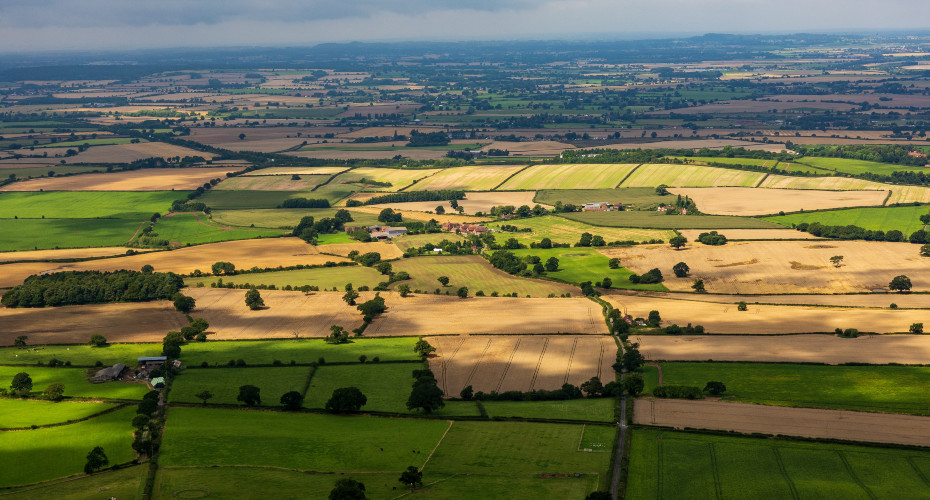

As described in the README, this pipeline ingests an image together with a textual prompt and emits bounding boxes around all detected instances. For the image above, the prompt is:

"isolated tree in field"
[456,286,469,299]
[399,466,424,489]
[545,256,560,272]
[669,235,687,250]
[11,372,32,396]
[673,262,690,278]
[87,334,108,347]
[414,339,436,358]
[325,387,367,412]
[830,255,844,268]
[329,478,367,500]
[655,185,670,196]
[407,369,444,414]
[890,275,912,293]
[141,264,154,274]
[614,344,645,373]
[211,261,236,275]
[703,381,727,395]
[238,133,246,140]
[326,325,350,344]
[342,288,359,306]
[84,446,108,474]
[647,310,661,326]
[911,323,924,334]
[43,382,65,401]
[581,376,604,397]
[621,373,645,396]
[921,243,930,257]
[737,301,748,311]
[397,284,411,297]
[692,279,706,293]
[195,390,213,405]
[608,258,620,269]
[357,294,387,322]
[460,385,474,400]
[14,336,27,349]
[245,288,265,310]
[435,205,445,214]
[437,276,450,287]
[280,391,304,411]
[237,385,261,406]
[576,232,593,247]
[173,293,196,313]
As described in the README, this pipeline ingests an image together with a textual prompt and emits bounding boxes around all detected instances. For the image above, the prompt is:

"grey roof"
[138,356,168,362]
[92,363,127,381]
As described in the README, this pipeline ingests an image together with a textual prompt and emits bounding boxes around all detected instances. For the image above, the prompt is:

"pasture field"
[633,334,930,365]
[170,366,311,406]
[211,207,381,228]
[0,366,150,400]
[0,190,185,218]
[0,407,137,488]
[497,163,639,190]
[3,465,145,500]
[160,408,451,471]
[0,399,118,428]
[151,213,287,245]
[329,166,442,190]
[0,167,232,192]
[561,211,783,229]
[886,185,930,204]
[601,240,930,294]
[511,247,668,291]
[213,174,330,191]
[534,187,672,210]
[765,204,930,233]
[366,294,609,336]
[180,338,420,365]
[0,343,156,367]
[0,218,143,251]
[618,164,766,188]
[0,246,148,263]
[367,191,542,215]
[671,187,887,216]
[407,165,525,191]
[657,362,930,414]
[481,398,616,422]
[759,173,889,191]
[487,215,674,246]
[626,428,930,500]
[185,264,384,290]
[240,166,348,176]
[391,255,577,297]
[0,301,186,346]
[796,156,929,176]
[304,363,417,413]
[199,189,348,209]
[425,335,617,395]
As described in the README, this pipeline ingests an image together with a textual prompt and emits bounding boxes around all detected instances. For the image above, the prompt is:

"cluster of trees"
[487,204,549,218]
[406,130,450,147]
[406,368,444,413]
[662,323,705,335]
[377,208,403,223]
[292,211,353,243]
[461,375,620,402]
[487,249,557,277]
[629,268,663,284]
[278,197,331,208]
[1,270,183,308]
[793,144,928,167]
[697,231,727,245]
[794,222,905,242]
[364,190,465,205]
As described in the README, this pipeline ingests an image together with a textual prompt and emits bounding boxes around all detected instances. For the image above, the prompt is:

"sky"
[1,0,930,52]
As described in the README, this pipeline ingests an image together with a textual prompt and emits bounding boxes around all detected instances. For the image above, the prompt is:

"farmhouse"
[91,363,126,383]
[583,202,611,211]
[369,225,407,239]
[441,222,490,234]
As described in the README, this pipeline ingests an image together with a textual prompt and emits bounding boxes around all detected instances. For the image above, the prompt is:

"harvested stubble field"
[425,335,617,395]
[642,291,930,308]
[186,264,384,290]
[368,191,542,215]
[329,167,442,191]
[390,255,577,297]
[316,240,404,259]
[214,174,329,191]
[497,164,639,190]
[489,215,673,245]
[349,205,490,224]
[0,167,233,192]
[603,294,930,334]
[602,240,930,294]
[758,173,889,191]
[60,142,216,163]
[634,399,930,447]
[677,228,821,240]
[0,301,186,345]
[633,334,930,365]
[887,185,930,205]
[364,294,609,336]
[184,288,365,340]
[670,187,887,216]
[0,246,148,263]
[406,165,526,191]
[618,164,766,188]
[562,211,782,229]
[240,166,348,176]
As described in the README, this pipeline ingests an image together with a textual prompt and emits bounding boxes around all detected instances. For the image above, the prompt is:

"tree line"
[1,269,183,308]
[363,190,466,205]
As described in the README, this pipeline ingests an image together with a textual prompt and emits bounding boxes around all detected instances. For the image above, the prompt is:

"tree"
[647,310,661,326]
[397,284,411,297]
[357,294,387,322]
[342,289,359,306]
[141,264,154,274]
[437,276,450,287]
[245,288,265,310]
[407,370,444,414]
[621,373,645,396]
[608,258,620,269]
[173,293,196,313]
[435,205,445,214]
[669,235,687,250]
[43,382,65,401]
[580,376,604,397]
[326,325,350,344]
[88,334,107,347]
[414,340,436,358]
[737,301,748,311]
[911,323,924,334]
[377,208,402,223]
[238,133,246,140]
[456,286,468,299]
[601,277,612,289]
[280,391,305,410]
[399,466,423,488]
[237,385,261,406]
[577,232,593,247]
[460,385,474,400]
[131,414,150,430]
[830,255,844,268]
[14,336,27,349]
[84,446,108,474]
[703,381,727,395]
[692,279,706,293]
[614,344,645,373]
[921,243,930,257]
[673,262,690,278]
[325,387,367,412]
[195,390,213,405]
[545,256,559,272]
[586,492,613,500]
[11,372,32,396]
[329,478,367,500]
[376,262,392,275]
[890,275,913,293]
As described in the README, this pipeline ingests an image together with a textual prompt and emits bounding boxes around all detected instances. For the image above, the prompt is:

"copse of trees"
[697,231,727,245]
[364,190,465,205]
[278,197,331,209]
[406,129,450,147]
[1,270,183,308]
[793,222,905,242]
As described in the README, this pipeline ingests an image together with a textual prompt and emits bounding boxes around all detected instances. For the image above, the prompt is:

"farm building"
[151,377,166,389]
[92,363,126,383]
[138,356,167,372]
[369,226,407,239]
[441,222,490,234]
[583,202,611,211]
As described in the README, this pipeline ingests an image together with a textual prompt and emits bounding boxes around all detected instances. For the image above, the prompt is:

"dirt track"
[635,399,930,447]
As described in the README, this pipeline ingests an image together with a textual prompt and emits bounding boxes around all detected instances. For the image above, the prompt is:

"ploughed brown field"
[669,187,887,216]
[634,399,930,447]
[364,295,609,336]
[0,167,233,192]
[424,335,617,394]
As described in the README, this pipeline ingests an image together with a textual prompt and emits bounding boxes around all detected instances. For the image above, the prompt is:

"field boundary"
[0,402,130,431]
[614,164,642,189]
[490,164,533,190]
[420,420,454,469]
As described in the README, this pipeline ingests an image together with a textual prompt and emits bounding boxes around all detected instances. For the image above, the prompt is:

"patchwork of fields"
[618,164,766,188]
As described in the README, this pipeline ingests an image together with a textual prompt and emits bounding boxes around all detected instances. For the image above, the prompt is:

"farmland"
[561,211,784,229]
[211,207,382,227]
[534,187,675,210]
[512,247,668,291]
[758,173,889,191]
[0,366,150,399]
[329,166,442,190]
[367,191,541,215]
[481,398,616,422]
[0,246,148,263]
[497,163,639,190]
[304,363,418,413]
[425,335,617,394]
[0,399,118,428]
[240,166,348,176]
[185,263,384,290]
[795,156,930,176]
[0,167,231,192]
[0,190,185,218]
[179,337,420,365]
[487,215,674,246]
[198,189,345,209]
[0,218,146,251]
[618,164,766,188]
[170,366,311,405]
[150,212,287,245]
[407,165,526,191]
[671,187,888,216]
[390,255,577,297]
[213,174,330,191]
[765,204,930,233]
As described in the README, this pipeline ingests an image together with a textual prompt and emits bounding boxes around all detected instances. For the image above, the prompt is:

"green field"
[510,247,667,291]
[796,156,929,176]
[657,362,930,414]
[150,213,287,245]
[4,465,146,499]
[211,208,381,228]
[562,211,784,229]
[0,191,186,219]
[0,344,158,367]
[186,263,383,290]
[329,167,442,191]
[498,163,639,190]
[0,399,118,428]
[627,429,930,499]
[0,366,150,400]
[0,218,142,251]
[304,363,418,413]
[170,366,311,406]
[391,255,575,297]
[481,397,616,422]
[199,190,348,210]
[179,338,421,365]
[35,137,143,148]
[392,232,465,250]
[487,215,674,245]
[534,187,676,211]
[0,406,137,488]
[619,164,766,188]
[764,205,930,234]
